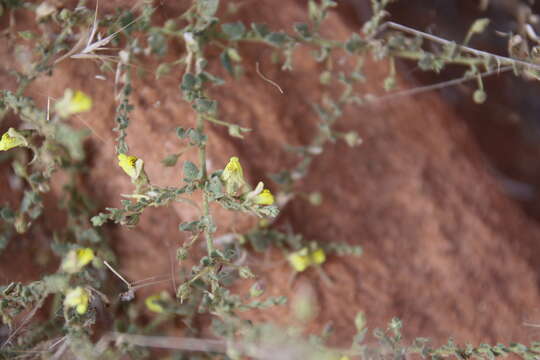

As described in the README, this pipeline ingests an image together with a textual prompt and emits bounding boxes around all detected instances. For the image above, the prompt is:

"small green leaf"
[18,31,34,40]
[148,31,167,56]
[265,32,289,46]
[227,48,242,62]
[469,18,490,36]
[251,23,270,38]
[207,176,223,198]
[355,311,367,332]
[249,282,265,297]
[220,50,233,75]
[193,99,217,114]
[183,161,200,182]
[308,0,320,22]
[91,214,108,227]
[179,220,201,232]
[155,63,171,79]
[162,153,181,167]
[176,127,188,139]
[221,22,245,40]
[294,23,311,40]
[345,33,366,54]
[200,215,217,233]
[187,128,207,146]
[181,73,198,91]
[0,207,15,221]
[177,247,189,261]
[238,266,255,279]
[197,0,219,18]
[199,71,225,85]
[176,282,191,302]
[319,70,332,84]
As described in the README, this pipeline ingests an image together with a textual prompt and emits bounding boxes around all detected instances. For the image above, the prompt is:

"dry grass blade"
[55,1,144,64]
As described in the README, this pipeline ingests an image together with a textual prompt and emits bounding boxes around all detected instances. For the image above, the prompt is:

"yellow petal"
[254,189,274,205]
[70,90,92,113]
[220,156,246,194]
[288,248,311,272]
[0,128,27,151]
[75,248,95,267]
[221,156,243,181]
[64,287,90,314]
[145,294,165,313]
[61,248,95,273]
[310,248,326,265]
[55,89,92,118]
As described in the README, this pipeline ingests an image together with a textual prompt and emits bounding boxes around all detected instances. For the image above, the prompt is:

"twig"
[98,332,227,354]
[1,297,45,349]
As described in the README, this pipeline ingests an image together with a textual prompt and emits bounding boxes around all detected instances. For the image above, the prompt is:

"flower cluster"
[64,287,90,315]
[55,89,92,118]
[61,247,95,273]
[118,153,141,179]
[220,156,274,205]
[288,246,326,272]
[117,153,150,191]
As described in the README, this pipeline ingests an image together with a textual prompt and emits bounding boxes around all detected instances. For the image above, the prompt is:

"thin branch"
[103,260,132,289]
[381,21,540,72]
[366,66,512,105]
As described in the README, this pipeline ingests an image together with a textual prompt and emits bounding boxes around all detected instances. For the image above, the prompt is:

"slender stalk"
[393,50,489,68]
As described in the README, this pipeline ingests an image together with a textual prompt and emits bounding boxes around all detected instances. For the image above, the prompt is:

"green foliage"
[0,0,539,359]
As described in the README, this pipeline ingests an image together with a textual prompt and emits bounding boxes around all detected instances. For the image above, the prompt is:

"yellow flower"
[61,248,95,273]
[55,89,92,118]
[118,153,141,179]
[145,294,166,313]
[0,128,28,151]
[254,189,274,205]
[310,248,326,265]
[64,287,90,315]
[221,156,246,194]
[288,248,311,272]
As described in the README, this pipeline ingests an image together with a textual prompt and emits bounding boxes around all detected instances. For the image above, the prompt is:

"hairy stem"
[196,113,214,256]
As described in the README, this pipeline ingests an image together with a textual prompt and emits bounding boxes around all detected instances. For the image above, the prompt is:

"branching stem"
[196,113,214,256]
